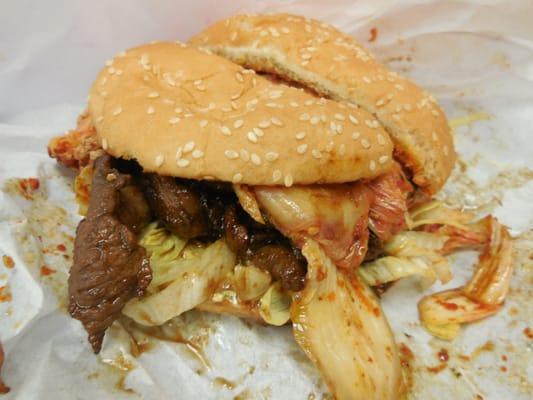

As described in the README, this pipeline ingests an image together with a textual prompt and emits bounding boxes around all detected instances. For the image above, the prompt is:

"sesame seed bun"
[88,42,394,186]
[189,13,455,194]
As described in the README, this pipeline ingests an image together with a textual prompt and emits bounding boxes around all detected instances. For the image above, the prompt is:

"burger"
[48,13,514,399]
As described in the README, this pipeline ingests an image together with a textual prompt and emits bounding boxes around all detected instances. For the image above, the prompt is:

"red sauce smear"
[500,366,507,373]
[426,363,447,374]
[524,327,533,339]
[0,286,11,303]
[438,349,449,362]
[369,27,378,42]
[40,266,56,276]
[17,178,40,200]
[2,256,14,269]
[57,244,67,252]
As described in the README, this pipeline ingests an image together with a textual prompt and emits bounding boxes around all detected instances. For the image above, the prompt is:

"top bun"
[189,13,455,194]
[88,42,394,187]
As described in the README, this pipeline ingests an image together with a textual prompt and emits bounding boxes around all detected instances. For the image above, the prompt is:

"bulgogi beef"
[143,174,307,291]
[68,155,152,353]
[69,155,308,352]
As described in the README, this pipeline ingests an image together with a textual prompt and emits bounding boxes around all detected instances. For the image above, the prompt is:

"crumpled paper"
[0,0,532,399]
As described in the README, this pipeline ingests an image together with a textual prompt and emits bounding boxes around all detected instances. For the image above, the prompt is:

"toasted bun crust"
[88,42,393,186]
[190,13,455,194]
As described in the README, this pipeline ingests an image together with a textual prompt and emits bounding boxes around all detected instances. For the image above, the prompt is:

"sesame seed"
[312,149,322,159]
[105,59,113,67]
[169,117,180,124]
[297,144,308,154]
[183,141,195,153]
[301,60,309,67]
[222,106,232,112]
[230,31,238,41]
[192,150,204,159]
[175,147,183,159]
[108,67,116,74]
[272,170,282,182]
[431,109,440,116]
[369,160,376,171]
[289,101,299,107]
[339,144,346,156]
[115,69,123,76]
[271,117,283,126]
[194,79,203,86]
[329,121,337,133]
[200,120,208,128]
[155,154,165,167]
[220,126,232,136]
[96,116,104,123]
[225,150,239,159]
[147,106,155,114]
[184,113,193,118]
[301,53,312,60]
[269,27,280,37]
[265,152,279,161]
[266,103,278,108]
[376,99,385,107]
[284,174,294,187]
[295,131,306,140]
[404,104,413,111]
[231,101,238,110]
[253,127,264,137]
[281,27,290,34]
[377,134,386,145]
[251,153,262,165]
[361,139,371,149]
[175,107,183,114]
[348,115,359,125]
[432,131,438,141]
[258,120,271,128]
[269,90,283,99]
[240,149,250,161]
[247,131,258,143]
[233,119,244,129]
[112,106,122,116]
[260,30,268,37]
[102,138,108,150]
[148,91,159,98]
[235,72,244,83]
[365,119,380,129]
[334,113,345,121]
[379,155,388,164]
[177,159,190,167]
[325,141,334,152]
[308,116,320,125]
[232,173,243,183]
[336,124,344,134]
[362,76,372,84]
[300,113,310,121]
[395,84,404,91]
[392,114,401,121]
[443,145,449,156]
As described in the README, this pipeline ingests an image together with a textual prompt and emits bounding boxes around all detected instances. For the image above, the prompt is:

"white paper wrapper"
[1,1,532,399]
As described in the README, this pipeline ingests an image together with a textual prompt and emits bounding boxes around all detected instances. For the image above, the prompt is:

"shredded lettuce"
[232,265,271,302]
[408,200,476,230]
[123,224,236,326]
[360,231,451,287]
[259,282,291,326]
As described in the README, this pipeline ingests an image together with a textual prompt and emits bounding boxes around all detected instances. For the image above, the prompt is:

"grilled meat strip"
[68,155,152,353]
